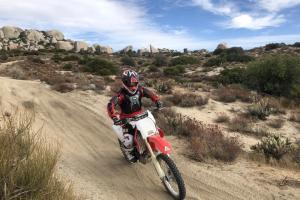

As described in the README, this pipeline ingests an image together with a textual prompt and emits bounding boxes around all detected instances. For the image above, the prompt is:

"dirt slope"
[0,75,298,200]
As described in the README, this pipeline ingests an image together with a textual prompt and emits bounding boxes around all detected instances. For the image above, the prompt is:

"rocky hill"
[0,26,113,53]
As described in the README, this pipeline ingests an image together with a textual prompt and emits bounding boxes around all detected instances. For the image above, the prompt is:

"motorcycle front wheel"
[157,154,186,200]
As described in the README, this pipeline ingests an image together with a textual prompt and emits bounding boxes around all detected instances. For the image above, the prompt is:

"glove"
[112,117,122,125]
[156,101,163,110]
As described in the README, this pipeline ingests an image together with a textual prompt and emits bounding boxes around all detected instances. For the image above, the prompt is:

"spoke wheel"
[157,154,186,200]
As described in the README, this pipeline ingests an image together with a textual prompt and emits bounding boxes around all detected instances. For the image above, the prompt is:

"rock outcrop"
[74,41,88,52]
[45,30,64,41]
[22,29,45,42]
[0,26,114,53]
[216,42,228,50]
[120,45,133,53]
[150,44,159,53]
[1,26,23,39]
[56,41,74,51]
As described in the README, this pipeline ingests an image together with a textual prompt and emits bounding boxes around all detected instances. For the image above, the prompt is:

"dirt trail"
[0,74,298,199]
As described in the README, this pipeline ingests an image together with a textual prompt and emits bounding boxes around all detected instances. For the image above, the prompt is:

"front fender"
[147,135,172,154]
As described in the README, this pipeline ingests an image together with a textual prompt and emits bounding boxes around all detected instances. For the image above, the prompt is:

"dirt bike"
[112,109,186,200]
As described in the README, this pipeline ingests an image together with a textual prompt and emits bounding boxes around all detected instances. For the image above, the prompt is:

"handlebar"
[114,107,164,126]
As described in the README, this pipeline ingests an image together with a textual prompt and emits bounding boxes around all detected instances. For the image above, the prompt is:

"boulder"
[150,44,159,53]
[87,46,96,53]
[0,30,4,39]
[93,44,113,54]
[137,48,150,56]
[50,37,57,44]
[23,29,45,42]
[216,42,228,50]
[45,30,64,41]
[74,41,88,52]
[121,45,133,53]
[55,41,74,51]
[1,26,23,39]
[8,41,18,50]
[0,43,2,50]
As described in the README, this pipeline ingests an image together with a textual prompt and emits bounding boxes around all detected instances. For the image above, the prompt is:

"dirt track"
[0,74,298,200]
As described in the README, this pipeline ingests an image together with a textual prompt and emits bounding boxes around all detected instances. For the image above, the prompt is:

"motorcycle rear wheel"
[157,154,186,200]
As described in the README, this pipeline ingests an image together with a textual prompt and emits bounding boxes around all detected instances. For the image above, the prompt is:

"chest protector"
[120,90,143,114]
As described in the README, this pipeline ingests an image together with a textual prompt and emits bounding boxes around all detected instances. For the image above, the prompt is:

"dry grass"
[0,110,80,200]
[289,111,300,123]
[155,109,242,162]
[214,85,254,103]
[228,115,252,133]
[167,93,209,107]
[214,112,230,123]
[267,118,285,129]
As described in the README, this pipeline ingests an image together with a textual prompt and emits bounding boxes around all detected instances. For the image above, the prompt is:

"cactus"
[251,135,292,160]
[247,98,274,120]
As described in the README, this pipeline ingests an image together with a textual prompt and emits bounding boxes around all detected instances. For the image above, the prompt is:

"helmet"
[122,69,139,94]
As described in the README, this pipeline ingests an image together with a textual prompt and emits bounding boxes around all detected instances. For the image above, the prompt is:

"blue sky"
[0,0,300,51]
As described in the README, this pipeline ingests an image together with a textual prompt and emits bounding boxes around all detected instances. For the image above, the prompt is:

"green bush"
[247,98,273,120]
[245,55,300,98]
[51,54,62,63]
[265,43,284,51]
[204,57,225,67]
[154,80,174,94]
[153,54,168,67]
[170,56,198,66]
[0,53,8,61]
[218,67,246,84]
[292,42,300,47]
[84,58,119,76]
[205,47,253,67]
[251,135,292,160]
[62,55,80,61]
[163,65,185,76]
[121,56,136,67]
[63,63,73,70]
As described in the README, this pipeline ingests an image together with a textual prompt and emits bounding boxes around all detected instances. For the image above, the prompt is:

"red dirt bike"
[113,109,186,200]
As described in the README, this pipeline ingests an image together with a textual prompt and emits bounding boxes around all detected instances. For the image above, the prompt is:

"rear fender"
[147,135,172,154]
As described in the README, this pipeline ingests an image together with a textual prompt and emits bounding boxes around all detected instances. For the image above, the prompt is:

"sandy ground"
[0,62,299,199]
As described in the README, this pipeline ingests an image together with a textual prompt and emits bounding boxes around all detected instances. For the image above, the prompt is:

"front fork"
[144,139,166,180]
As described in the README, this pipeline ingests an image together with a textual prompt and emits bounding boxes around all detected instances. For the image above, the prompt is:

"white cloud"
[227,14,285,30]
[259,0,300,12]
[191,0,236,15]
[189,0,298,30]
[0,0,198,50]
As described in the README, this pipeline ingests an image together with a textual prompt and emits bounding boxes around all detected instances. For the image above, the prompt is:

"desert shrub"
[247,98,279,120]
[207,47,253,66]
[289,111,300,122]
[155,109,242,162]
[204,57,225,67]
[214,112,230,123]
[218,67,246,85]
[293,42,300,47]
[214,85,253,103]
[22,100,35,110]
[228,115,252,133]
[3,66,26,80]
[148,65,159,72]
[63,63,73,70]
[153,54,168,67]
[163,65,185,76]
[0,53,9,61]
[267,118,285,129]
[154,80,174,94]
[121,56,136,67]
[167,93,208,107]
[170,56,198,66]
[29,56,45,64]
[292,140,300,164]
[52,83,75,93]
[62,55,80,61]
[51,54,63,63]
[251,135,292,161]
[84,58,119,76]
[0,111,79,200]
[265,43,283,51]
[245,55,300,98]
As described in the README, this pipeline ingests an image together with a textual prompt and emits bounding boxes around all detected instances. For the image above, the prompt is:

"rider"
[107,69,162,162]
